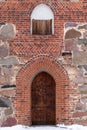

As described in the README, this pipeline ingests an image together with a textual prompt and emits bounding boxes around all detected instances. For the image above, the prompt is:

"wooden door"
[31,72,55,125]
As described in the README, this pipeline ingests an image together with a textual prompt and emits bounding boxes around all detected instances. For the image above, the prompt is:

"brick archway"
[15,55,71,126]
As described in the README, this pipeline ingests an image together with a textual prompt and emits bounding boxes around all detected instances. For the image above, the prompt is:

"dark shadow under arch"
[31,71,56,125]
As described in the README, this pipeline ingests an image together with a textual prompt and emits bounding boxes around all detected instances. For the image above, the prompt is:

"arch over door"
[31,72,56,125]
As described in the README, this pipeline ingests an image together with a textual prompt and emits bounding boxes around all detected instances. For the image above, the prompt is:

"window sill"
[31,34,55,38]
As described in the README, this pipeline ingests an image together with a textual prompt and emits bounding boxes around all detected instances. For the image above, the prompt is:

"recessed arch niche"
[31,4,54,34]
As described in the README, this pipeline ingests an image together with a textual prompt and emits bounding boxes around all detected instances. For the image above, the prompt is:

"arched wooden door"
[31,72,56,125]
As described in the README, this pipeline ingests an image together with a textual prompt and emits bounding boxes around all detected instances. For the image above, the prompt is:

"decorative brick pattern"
[0,0,87,127]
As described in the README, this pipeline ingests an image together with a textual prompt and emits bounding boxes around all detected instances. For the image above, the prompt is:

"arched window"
[31,4,54,35]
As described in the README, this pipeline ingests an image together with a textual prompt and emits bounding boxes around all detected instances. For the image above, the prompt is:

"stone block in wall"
[75,76,84,84]
[0,67,1,73]
[1,65,14,76]
[0,44,9,58]
[0,23,17,40]
[64,65,78,82]
[73,51,87,65]
[0,119,2,126]
[0,89,16,97]
[64,39,78,51]
[4,108,13,116]
[75,119,87,126]
[83,31,87,39]
[0,65,14,86]
[75,102,86,111]
[65,22,78,28]
[0,97,11,107]
[75,67,85,84]
[1,117,17,127]
[2,75,11,85]
[0,23,5,27]
[76,66,87,83]
[81,98,87,103]
[80,44,87,51]
[81,96,87,103]
[0,75,7,85]
[65,29,81,39]
[0,0,6,1]
[78,39,87,45]
[0,75,14,86]
[0,56,19,66]
[78,24,87,30]
[84,77,87,83]
[74,77,84,84]
[79,84,87,94]
[78,39,87,51]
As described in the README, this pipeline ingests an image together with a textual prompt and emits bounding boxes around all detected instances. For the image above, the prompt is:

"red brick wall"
[5,0,85,61]
[0,0,86,126]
